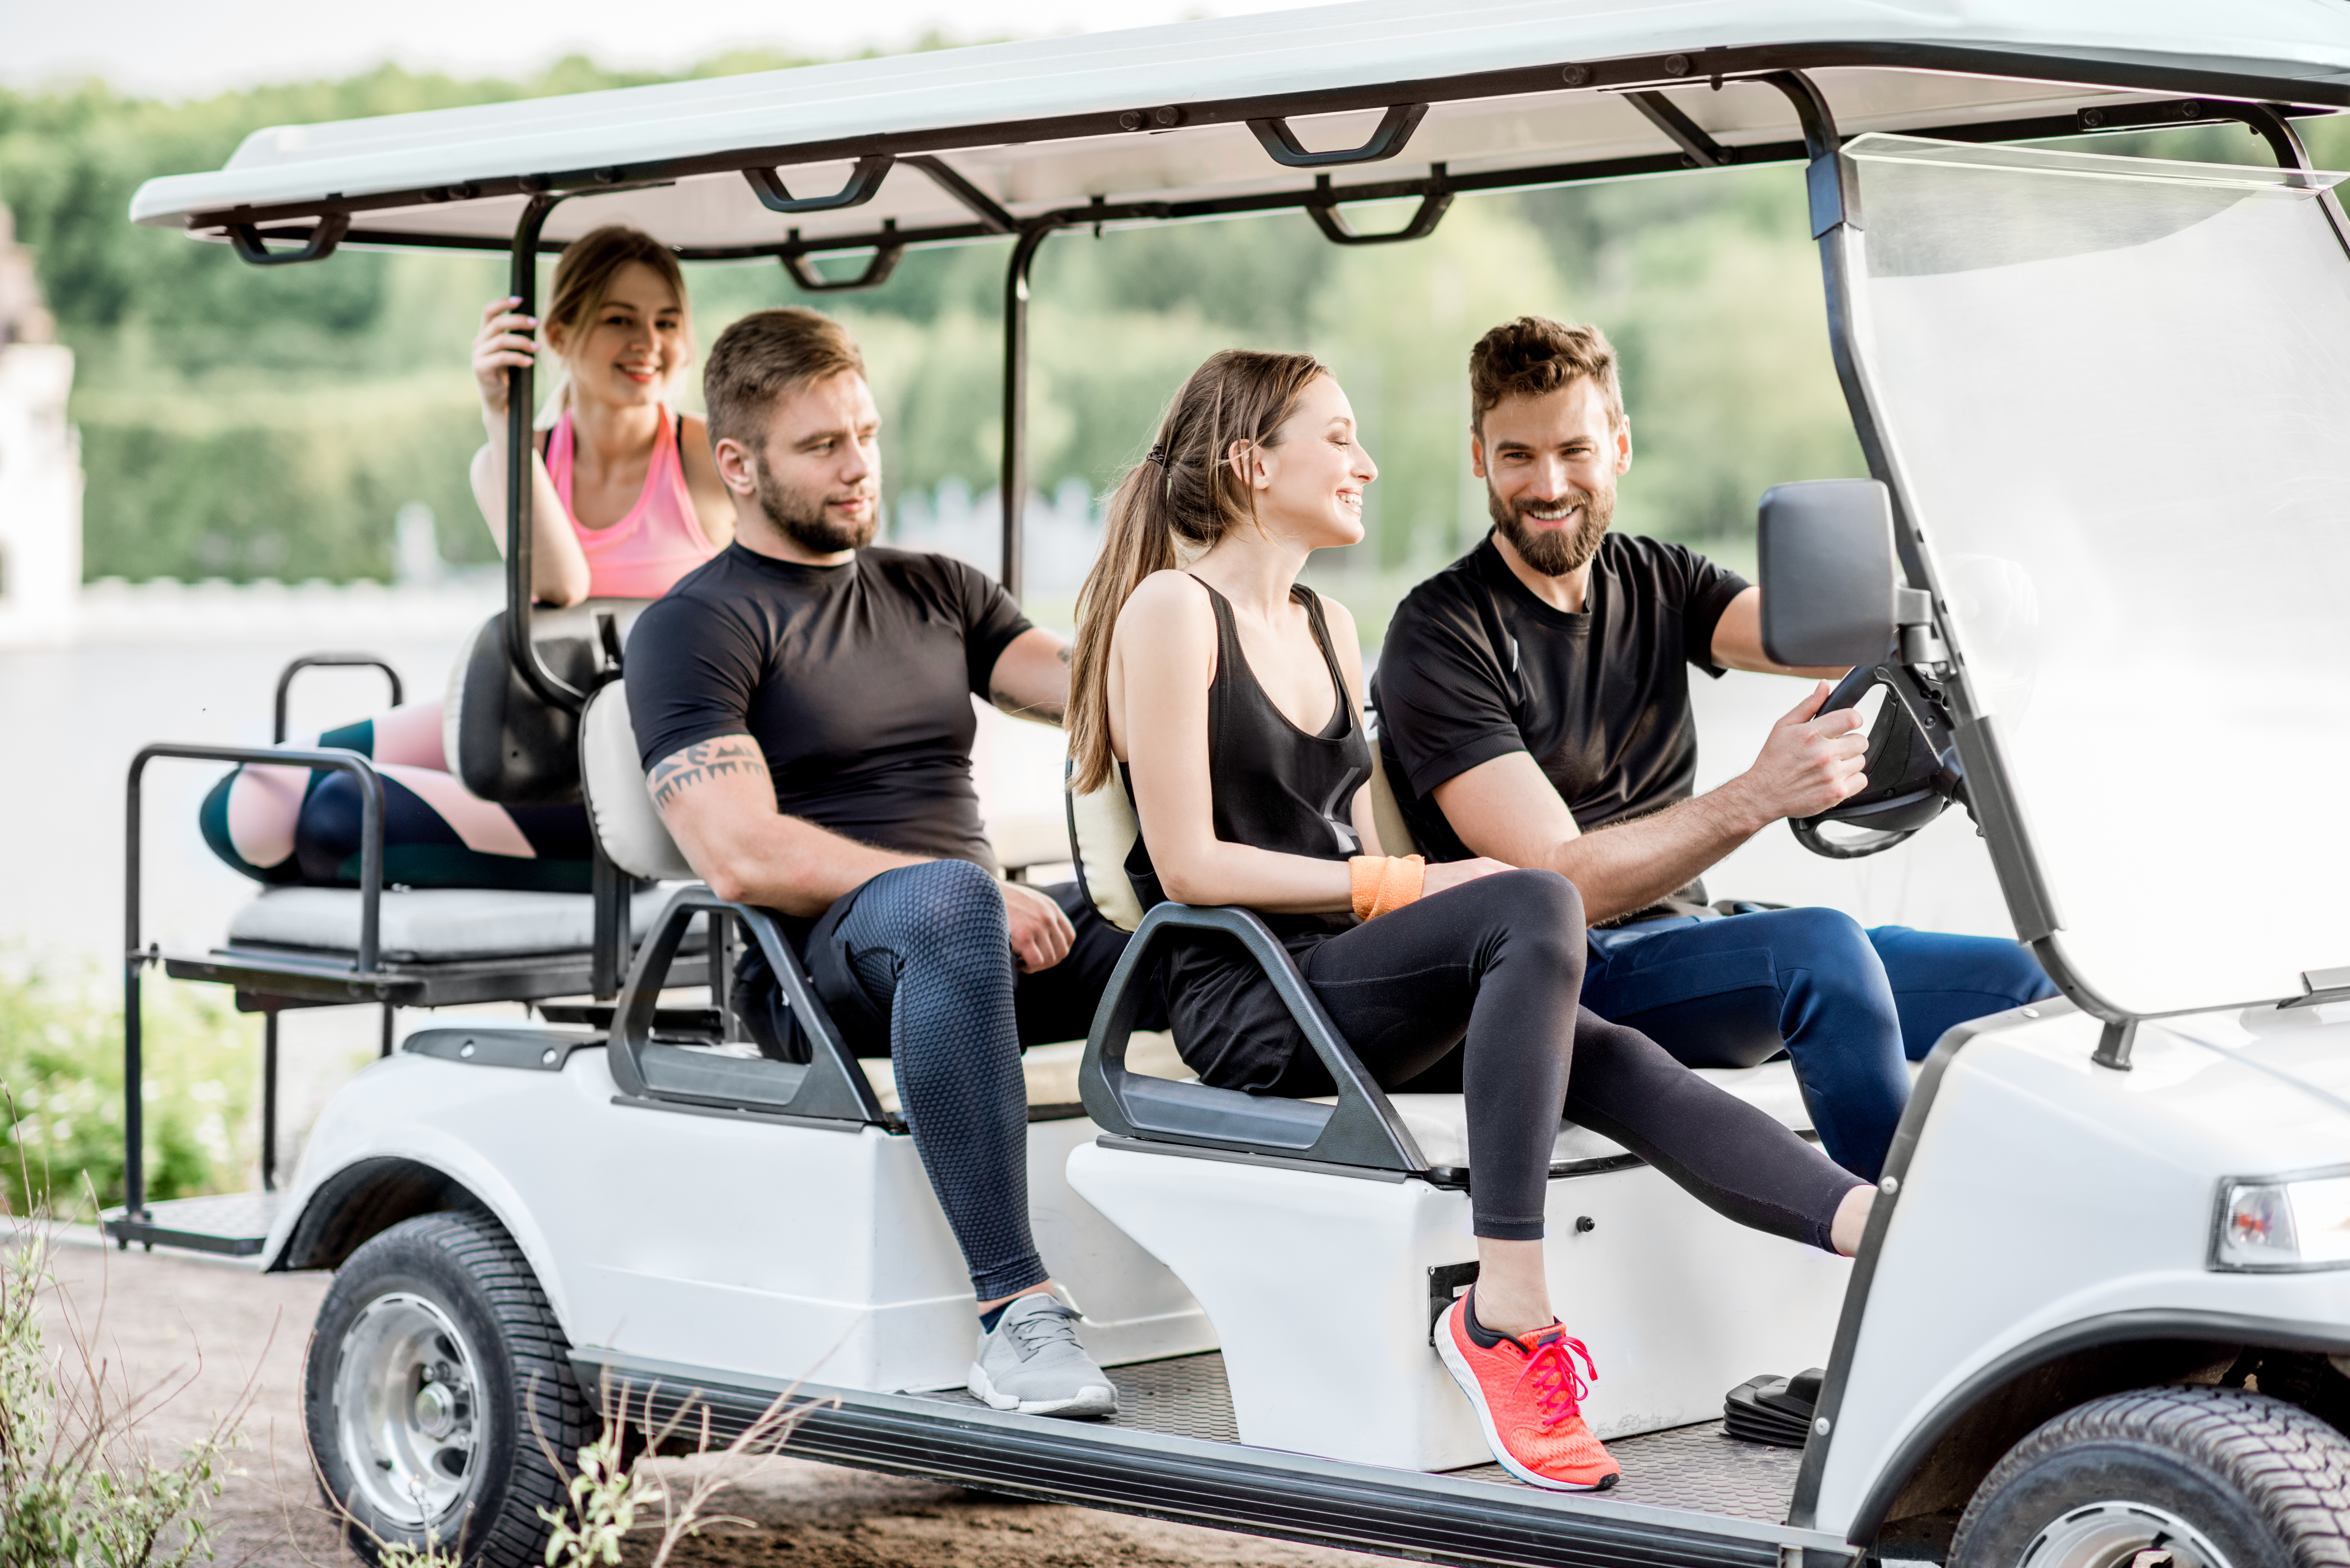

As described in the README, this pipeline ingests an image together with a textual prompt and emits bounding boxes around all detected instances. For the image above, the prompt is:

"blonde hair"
[538,225,692,416]
[1067,348,1329,793]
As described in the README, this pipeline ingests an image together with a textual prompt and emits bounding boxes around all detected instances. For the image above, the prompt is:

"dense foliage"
[0,965,255,1216]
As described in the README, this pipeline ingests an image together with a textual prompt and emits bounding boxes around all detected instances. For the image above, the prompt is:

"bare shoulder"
[1315,591,1363,641]
[1117,569,1215,633]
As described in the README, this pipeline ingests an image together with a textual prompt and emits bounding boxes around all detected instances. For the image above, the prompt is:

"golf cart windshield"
[1843,134,2350,1016]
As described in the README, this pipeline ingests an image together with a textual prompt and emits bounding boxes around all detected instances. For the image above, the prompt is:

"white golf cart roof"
[131,0,2350,257]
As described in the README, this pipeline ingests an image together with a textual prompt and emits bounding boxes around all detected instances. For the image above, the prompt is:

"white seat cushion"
[580,682,698,882]
[227,882,697,962]
[1313,1059,1816,1170]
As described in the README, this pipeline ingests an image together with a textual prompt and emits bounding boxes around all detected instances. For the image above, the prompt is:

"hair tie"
[1144,442,1168,467]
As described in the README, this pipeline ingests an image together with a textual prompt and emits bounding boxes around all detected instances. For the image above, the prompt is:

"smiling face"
[713,369,882,561]
[546,260,688,411]
[1473,375,1632,577]
[1249,373,1376,549]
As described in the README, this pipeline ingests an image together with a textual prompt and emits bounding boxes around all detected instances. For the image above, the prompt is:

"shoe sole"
[1435,1312,1618,1493]
[967,1362,1118,1420]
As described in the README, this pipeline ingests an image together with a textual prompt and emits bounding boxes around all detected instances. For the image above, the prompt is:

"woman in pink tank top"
[198,226,736,891]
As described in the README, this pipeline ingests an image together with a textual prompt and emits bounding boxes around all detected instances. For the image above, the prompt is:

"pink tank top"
[545,403,718,598]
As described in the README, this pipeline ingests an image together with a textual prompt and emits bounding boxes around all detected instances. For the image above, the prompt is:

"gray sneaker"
[967,1294,1118,1418]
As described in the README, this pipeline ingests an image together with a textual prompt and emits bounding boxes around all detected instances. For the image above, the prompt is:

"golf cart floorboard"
[582,1348,1820,1568]
[913,1352,1803,1520]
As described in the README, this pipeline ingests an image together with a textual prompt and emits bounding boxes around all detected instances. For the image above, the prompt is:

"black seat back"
[447,598,651,805]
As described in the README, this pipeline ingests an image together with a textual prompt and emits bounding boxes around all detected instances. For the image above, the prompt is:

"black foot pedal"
[1724,1368,1823,1447]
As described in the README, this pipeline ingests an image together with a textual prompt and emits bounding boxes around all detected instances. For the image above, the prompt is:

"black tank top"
[1125,577,1373,1093]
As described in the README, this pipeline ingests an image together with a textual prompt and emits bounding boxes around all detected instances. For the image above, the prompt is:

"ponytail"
[1068,349,1328,792]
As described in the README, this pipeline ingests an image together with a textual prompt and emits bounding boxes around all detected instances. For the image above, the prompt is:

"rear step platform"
[102,1191,283,1256]
[579,1348,1828,1568]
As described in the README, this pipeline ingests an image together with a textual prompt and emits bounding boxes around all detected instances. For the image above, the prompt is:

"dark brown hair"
[543,225,690,359]
[1068,348,1329,792]
[1468,315,1624,434]
[701,307,868,449]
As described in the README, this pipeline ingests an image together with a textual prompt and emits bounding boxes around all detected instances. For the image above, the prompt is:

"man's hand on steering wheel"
[1733,681,1872,825]
[1002,880,1076,973]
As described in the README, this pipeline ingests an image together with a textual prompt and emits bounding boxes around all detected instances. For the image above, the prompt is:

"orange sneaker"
[1437,1290,1619,1491]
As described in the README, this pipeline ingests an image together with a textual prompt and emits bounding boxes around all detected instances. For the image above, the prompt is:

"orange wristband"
[1349,854,1426,922]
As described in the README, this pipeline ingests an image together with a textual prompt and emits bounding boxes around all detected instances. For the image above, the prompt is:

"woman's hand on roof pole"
[1421,856,1515,899]
[473,296,539,419]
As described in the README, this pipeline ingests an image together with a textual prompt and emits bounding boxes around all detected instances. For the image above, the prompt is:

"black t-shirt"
[628,542,1032,870]
[1372,532,1748,883]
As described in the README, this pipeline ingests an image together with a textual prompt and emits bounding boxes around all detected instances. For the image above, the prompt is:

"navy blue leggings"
[1582,909,2057,1181]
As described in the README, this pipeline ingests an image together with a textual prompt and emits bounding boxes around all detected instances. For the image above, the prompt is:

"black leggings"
[1288,869,1863,1248]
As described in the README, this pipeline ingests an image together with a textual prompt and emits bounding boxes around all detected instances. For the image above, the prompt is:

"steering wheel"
[1789,661,1966,860]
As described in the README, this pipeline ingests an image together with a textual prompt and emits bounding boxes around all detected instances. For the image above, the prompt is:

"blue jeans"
[1580,910,2056,1181]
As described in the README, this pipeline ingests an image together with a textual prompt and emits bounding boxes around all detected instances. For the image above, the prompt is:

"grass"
[0,960,258,1221]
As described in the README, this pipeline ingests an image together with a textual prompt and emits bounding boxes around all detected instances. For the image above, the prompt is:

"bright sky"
[6,0,1313,98]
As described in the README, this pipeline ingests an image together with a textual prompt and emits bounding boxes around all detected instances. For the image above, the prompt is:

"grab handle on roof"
[1247,103,1429,169]
[227,215,350,267]
[780,223,907,292]
[1307,166,1452,246]
[743,155,895,215]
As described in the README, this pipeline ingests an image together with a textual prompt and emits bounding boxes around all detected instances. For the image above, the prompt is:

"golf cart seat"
[576,676,1157,1115]
[1061,759,1848,1472]
[224,882,694,964]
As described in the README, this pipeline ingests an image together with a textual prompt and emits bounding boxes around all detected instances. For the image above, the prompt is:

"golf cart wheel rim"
[2019,1499,2233,1568]
[333,1290,485,1528]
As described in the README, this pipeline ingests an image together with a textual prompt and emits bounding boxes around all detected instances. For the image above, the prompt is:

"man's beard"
[752,453,879,554]
[1489,480,1612,577]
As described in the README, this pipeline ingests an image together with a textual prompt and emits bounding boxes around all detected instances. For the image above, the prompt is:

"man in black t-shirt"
[627,308,1126,1419]
[1373,317,2053,1181]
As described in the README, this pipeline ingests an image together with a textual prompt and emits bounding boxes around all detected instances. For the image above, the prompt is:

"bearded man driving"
[1370,315,2054,1181]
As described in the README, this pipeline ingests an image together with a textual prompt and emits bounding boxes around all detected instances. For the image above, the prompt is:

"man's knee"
[1761,907,1897,1012]
[890,857,1008,954]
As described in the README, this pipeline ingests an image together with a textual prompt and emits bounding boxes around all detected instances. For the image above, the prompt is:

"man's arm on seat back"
[649,738,920,917]
[986,627,1070,726]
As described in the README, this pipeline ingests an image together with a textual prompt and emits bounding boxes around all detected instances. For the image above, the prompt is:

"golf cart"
[114,4,2350,1566]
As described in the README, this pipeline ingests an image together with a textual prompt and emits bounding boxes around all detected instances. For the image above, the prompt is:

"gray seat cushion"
[226,882,697,962]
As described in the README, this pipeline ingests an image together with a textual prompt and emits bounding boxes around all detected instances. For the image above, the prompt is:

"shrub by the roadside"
[0,1222,241,1568]
[0,964,255,1218]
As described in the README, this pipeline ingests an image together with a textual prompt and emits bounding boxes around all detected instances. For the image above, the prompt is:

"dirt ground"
[31,1232,1388,1568]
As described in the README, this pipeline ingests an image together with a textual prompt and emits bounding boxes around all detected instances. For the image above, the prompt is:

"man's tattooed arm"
[648,736,765,810]
[989,640,1072,726]
[990,685,1067,724]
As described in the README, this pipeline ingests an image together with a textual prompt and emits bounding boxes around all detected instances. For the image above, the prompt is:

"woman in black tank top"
[1066,351,1869,1492]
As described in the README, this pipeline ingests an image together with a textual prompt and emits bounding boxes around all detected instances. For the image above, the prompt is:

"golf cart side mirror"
[1758,479,1899,667]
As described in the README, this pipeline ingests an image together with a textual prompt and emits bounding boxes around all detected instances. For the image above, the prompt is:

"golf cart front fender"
[257,1051,583,1338]
[1802,1004,2350,1544]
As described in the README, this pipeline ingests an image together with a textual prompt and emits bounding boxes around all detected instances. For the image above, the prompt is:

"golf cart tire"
[1949,1386,2350,1568]
[305,1209,594,1568]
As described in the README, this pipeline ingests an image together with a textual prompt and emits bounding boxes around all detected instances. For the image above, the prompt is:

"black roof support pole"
[999,222,1061,601]
[504,193,589,712]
